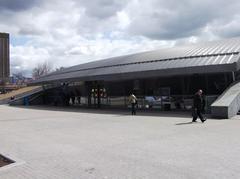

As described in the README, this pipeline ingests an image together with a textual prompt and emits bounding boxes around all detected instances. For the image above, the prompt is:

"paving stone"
[0,105,240,179]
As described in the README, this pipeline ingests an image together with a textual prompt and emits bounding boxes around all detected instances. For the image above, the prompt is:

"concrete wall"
[211,81,240,119]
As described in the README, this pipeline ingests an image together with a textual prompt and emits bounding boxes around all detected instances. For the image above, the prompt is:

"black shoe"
[201,119,206,123]
[192,120,197,122]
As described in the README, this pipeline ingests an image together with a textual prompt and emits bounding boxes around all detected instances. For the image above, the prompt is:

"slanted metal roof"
[33,37,240,84]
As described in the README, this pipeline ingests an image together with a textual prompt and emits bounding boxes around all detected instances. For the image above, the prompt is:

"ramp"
[0,86,43,104]
[211,81,240,119]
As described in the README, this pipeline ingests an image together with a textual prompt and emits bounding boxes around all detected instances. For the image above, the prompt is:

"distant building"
[9,74,33,85]
[0,32,10,84]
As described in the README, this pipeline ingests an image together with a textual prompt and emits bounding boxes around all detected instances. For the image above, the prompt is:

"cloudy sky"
[1,0,240,77]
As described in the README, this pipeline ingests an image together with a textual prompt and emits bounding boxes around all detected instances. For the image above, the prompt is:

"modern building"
[0,32,10,85]
[29,37,240,118]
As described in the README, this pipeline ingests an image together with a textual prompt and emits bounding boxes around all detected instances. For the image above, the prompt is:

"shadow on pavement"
[10,105,192,118]
[175,122,195,125]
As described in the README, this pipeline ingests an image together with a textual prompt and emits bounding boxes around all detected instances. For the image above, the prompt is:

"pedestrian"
[192,89,206,123]
[70,91,75,105]
[76,89,81,104]
[129,93,137,115]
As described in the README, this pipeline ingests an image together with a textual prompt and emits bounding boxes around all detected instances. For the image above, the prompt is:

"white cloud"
[10,45,50,76]
[1,0,240,77]
[117,11,131,29]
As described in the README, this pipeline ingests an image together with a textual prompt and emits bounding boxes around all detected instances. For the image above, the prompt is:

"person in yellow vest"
[129,93,137,115]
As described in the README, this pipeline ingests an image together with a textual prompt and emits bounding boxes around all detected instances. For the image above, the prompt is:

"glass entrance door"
[89,82,107,108]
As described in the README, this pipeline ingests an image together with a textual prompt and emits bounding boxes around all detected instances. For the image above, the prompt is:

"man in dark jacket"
[192,89,206,123]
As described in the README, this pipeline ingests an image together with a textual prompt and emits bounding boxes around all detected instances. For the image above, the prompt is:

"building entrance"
[87,81,107,108]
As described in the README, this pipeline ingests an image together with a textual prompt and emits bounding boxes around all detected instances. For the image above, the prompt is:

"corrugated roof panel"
[210,55,221,65]
[204,56,217,66]
[227,54,238,64]
[32,37,240,83]
[214,55,229,65]
[154,60,170,69]
[207,45,219,54]
[152,60,167,69]
[118,64,139,73]
[194,57,207,66]
[226,44,236,53]
[195,47,208,56]
[213,45,223,54]
[219,45,229,53]
[187,47,199,56]
[164,60,180,69]
[219,55,228,64]
[231,44,240,52]
[199,46,211,56]
[189,57,201,67]
[202,56,214,66]
[179,58,191,67]
[170,59,185,68]
[184,47,195,56]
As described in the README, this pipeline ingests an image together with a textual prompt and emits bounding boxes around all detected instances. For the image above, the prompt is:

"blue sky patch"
[11,35,30,46]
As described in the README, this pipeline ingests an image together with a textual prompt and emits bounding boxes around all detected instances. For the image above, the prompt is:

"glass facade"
[41,72,232,113]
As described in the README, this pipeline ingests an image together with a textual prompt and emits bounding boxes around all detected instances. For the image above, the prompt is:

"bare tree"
[32,61,52,80]
[55,66,65,72]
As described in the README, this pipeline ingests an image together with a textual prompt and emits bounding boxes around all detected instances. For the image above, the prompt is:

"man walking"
[192,89,206,123]
[129,93,137,115]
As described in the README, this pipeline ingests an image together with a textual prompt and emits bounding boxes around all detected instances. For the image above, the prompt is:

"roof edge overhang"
[30,63,236,85]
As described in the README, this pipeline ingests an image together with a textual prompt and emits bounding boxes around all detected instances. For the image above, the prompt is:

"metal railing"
[70,95,218,113]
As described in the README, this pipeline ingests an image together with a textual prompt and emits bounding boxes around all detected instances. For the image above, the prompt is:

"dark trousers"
[192,108,204,122]
[131,103,136,115]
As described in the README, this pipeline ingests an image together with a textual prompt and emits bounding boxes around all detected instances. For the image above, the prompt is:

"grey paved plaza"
[0,105,240,179]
